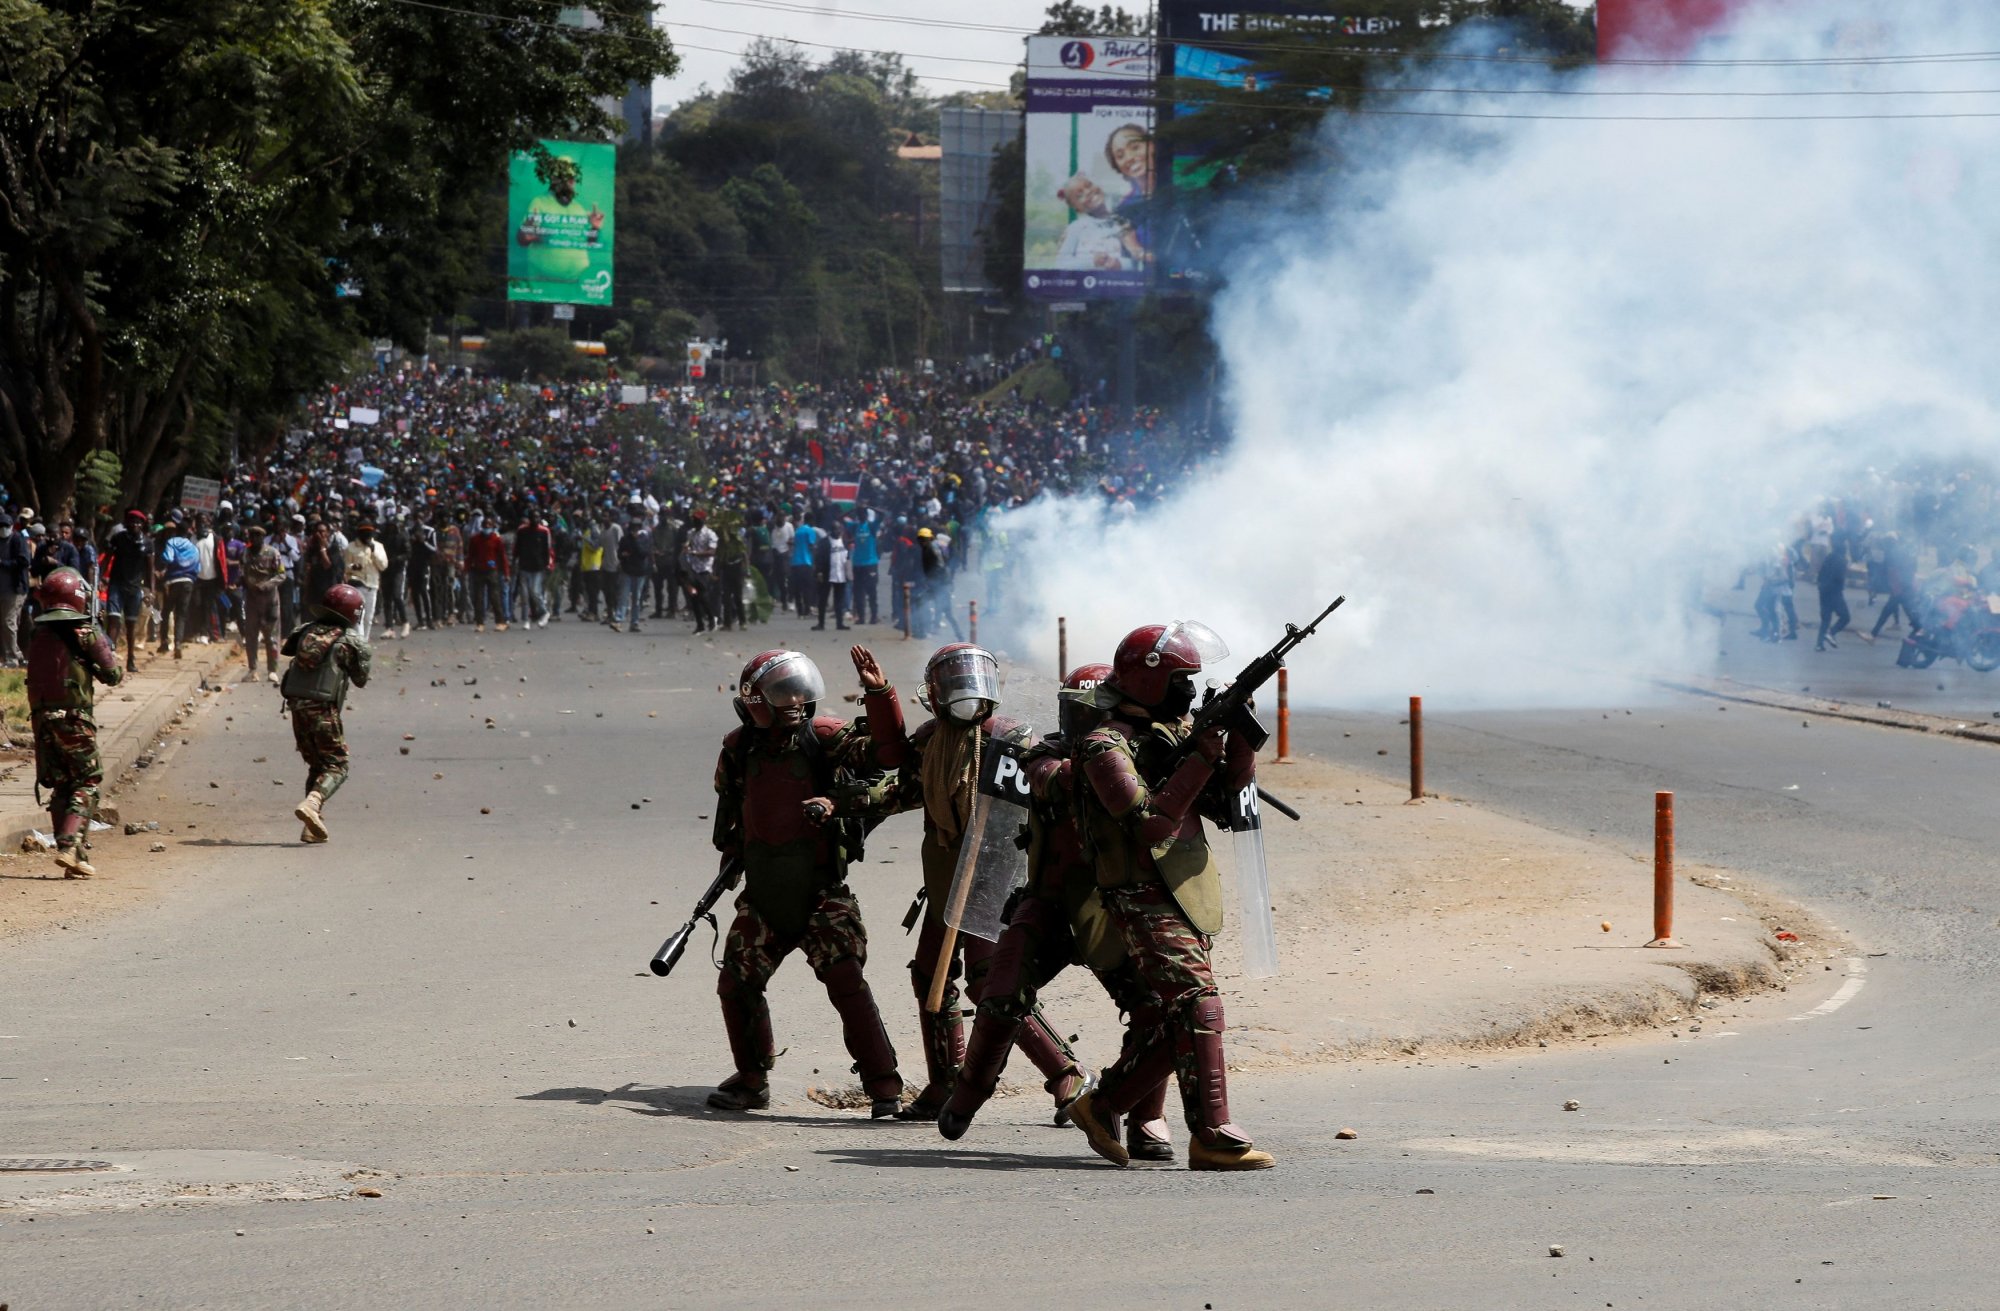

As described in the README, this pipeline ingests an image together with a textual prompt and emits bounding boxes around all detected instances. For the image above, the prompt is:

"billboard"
[941,107,1022,295]
[507,140,616,306]
[1598,0,1738,58]
[1022,36,1157,302]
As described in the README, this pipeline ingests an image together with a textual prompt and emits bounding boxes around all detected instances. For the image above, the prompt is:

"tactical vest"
[734,724,855,939]
[281,638,349,706]
[26,626,100,715]
[1082,719,1225,936]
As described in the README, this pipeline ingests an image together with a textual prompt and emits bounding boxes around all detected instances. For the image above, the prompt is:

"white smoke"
[999,0,2000,705]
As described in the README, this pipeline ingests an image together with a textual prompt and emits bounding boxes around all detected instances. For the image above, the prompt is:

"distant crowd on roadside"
[1746,468,2000,653]
[0,338,1222,676]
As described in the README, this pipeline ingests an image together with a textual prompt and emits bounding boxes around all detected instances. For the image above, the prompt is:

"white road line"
[1791,958,1868,1021]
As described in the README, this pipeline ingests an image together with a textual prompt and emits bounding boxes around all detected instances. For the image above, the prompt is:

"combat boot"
[896,1005,963,1121]
[1180,995,1273,1171]
[705,1072,771,1111]
[53,843,95,879]
[938,1007,1016,1140]
[1188,1133,1275,1171]
[1125,1076,1175,1163]
[294,791,329,843]
[1065,1090,1128,1167]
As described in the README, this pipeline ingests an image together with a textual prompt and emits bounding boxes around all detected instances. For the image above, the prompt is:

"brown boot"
[1125,1076,1175,1162]
[53,844,95,879]
[1179,995,1273,1170]
[1189,1135,1275,1171]
[1065,1090,1128,1167]
[294,791,328,843]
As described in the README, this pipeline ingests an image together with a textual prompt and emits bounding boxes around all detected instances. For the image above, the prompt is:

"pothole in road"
[0,1150,383,1213]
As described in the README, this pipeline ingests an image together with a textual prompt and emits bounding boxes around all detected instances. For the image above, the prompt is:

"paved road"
[1708,583,2000,720]
[3,618,1996,1308]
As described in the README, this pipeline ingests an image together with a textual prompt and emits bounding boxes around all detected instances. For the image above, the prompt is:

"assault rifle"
[649,856,742,979]
[1179,596,1345,765]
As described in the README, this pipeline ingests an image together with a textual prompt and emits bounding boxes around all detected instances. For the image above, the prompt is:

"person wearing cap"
[342,520,388,640]
[0,514,33,667]
[103,510,154,673]
[25,567,123,877]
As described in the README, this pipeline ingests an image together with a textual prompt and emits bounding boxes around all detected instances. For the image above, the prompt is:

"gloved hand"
[1192,724,1229,765]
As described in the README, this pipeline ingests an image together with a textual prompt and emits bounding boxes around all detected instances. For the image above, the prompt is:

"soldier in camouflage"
[281,583,372,844]
[1064,622,1274,1171]
[708,649,906,1116]
[25,568,123,878]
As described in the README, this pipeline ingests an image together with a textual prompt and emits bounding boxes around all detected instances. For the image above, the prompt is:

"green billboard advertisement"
[507,140,615,305]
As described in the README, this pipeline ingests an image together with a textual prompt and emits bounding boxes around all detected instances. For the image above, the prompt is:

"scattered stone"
[480,808,491,815]
[784,1165,800,1172]
[399,747,410,756]
[355,1187,384,1198]
[1415,1188,1434,1195]
[1600,921,1612,933]
[463,678,478,686]
[235,1229,245,1237]
[1376,749,1387,756]
[1334,1127,1358,1140]
[1549,1245,1565,1258]
[631,803,641,810]
[434,773,444,780]
[1563,1099,1581,1111]
[403,734,416,741]
[150,842,166,853]
[252,756,267,763]
[568,1019,576,1028]
[641,797,653,804]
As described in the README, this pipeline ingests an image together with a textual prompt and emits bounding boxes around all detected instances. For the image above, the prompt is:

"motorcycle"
[1896,593,2000,672]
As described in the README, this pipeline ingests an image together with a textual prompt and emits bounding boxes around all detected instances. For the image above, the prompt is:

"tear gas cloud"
[997,0,2000,706]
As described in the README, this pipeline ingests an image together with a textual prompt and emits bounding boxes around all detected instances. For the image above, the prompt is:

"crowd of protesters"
[1745,466,2000,655]
[0,341,1221,675]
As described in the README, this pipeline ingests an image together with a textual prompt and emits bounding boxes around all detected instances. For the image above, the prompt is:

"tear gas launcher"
[649,856,743,978]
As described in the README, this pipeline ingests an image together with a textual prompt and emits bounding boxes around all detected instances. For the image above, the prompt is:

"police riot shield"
[1227,779,1279,979]
[938,671,1052,944]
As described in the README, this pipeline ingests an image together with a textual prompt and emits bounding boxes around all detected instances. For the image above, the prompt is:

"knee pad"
[1187,991,1225,1035]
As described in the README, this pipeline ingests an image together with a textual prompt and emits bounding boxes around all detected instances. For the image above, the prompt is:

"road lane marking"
[1791,958,1867,1021]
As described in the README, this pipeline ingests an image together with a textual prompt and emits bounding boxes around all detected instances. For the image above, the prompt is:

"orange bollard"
[1408,695,1424,802]
[1647,791,1681,948]
[1058,616,1068,681]
[902,583,913,640]
[1275,665,1293,763]
[968,599,978,645]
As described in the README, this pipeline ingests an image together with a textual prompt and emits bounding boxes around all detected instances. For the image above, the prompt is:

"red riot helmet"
[737,649,825,729]
[1109,620,1229,712]
[33,567,91,622]
[318,583,366,628]
[921,643,1001,725]
[1058,661,1114,740]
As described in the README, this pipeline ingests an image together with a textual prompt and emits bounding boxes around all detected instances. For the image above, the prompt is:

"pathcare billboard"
[507,139,616,306]
[1021,36,1157,301]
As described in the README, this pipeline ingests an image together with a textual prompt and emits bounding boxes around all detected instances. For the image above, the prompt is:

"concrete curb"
[2,645,236,847]
[1659,675,2000,745]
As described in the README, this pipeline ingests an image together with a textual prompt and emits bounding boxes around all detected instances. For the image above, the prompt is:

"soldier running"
[1064,621,1275,1171]
[281,583,372,844]
[707,649,906,1115]
[936,663,1175,1160]
[25,568,123,878]
[857,642,1088,1125]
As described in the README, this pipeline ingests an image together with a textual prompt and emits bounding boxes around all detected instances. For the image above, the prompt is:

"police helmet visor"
[930,648,1000,721]
[752,653,826,711]
[1153,620,1230,669]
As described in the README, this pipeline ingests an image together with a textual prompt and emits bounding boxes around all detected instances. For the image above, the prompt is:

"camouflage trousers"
[288,700,349,801]
[1095,882,1224,1132]
[33,711,102,845]
[718,885,872,1075]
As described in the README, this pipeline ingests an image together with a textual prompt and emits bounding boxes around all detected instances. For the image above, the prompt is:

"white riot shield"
[1227,780,1278,979]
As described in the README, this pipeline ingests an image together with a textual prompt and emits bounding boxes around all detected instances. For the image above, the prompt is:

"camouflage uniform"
[710,709,904,1105]
[1071,709,1265,1162]
[281,620,372,802]
[866,693,1085,1119]
[241,542,284,674]
[25,620,123,866]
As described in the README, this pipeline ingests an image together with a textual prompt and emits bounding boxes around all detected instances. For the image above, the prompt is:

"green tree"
[0,0,674,515]
[1038,3,1153,36]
